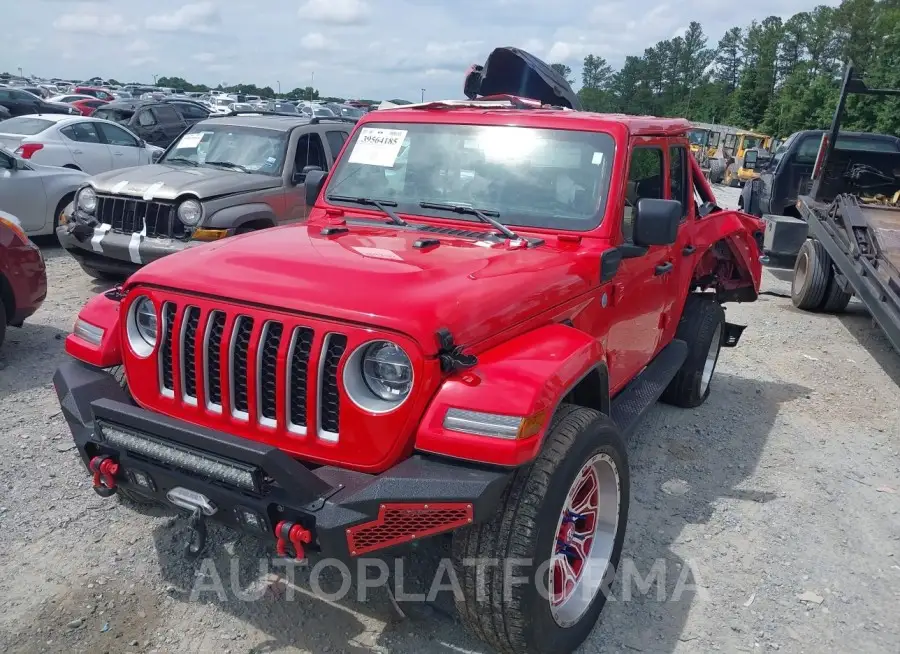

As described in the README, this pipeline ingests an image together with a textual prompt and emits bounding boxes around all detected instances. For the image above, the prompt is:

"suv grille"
[157,302,347,439]
[95,194,186,238]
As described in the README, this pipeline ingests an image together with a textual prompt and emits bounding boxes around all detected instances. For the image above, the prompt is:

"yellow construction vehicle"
[721,130,773,187]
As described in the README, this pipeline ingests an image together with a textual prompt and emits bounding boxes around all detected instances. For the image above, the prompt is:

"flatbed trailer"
[791,61,900,351]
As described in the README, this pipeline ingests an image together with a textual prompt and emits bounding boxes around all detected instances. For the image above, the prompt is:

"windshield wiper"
[164,157,198,166]
[204,161,250,173]
[419,201,519,240]
[327,194,408,226]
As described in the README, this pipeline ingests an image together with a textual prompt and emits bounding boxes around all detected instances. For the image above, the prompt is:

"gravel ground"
[1,185,898,654]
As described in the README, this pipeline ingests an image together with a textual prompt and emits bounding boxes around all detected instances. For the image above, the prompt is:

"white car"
[48,94,95,104]
[0,115,164,175]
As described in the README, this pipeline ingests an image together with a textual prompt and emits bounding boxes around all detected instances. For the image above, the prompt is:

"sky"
[10,0,841,101]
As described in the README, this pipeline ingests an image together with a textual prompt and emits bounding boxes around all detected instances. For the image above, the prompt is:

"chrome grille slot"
[203,311,226,412]
[257,321,283,426]
[159,303,176,398]
[229,316,254,419]
[94,194,182,238]
[287,327,314,433]
[180,307,200,406]
[318,333,347,440]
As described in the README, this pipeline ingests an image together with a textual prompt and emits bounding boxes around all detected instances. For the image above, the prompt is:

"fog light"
[126,468,156,491]
[236,507,266,531]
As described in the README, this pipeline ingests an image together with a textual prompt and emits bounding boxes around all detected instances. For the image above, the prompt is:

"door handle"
[655,261,673,276]
[114,152,123,156]
[682,244,696,255]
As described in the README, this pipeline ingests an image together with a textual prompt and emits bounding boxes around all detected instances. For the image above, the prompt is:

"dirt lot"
[1,185,898,654]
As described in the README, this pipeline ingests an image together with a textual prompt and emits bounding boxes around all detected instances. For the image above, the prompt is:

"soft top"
[464,47,582,110]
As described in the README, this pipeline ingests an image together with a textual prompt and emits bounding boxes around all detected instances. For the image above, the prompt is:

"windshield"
[687,129,709,146]
[0,116,54,135]
[325,122,616,231]
[92,108,133,125]
[162,124,288,176]
[742,136,764,150]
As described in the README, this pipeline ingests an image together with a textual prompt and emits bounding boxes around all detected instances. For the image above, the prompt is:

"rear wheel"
[452,404,629,654]
[820,273,853,313]
[0,296,7,348]
[54,193,75,231]
[791,239,831,310]
[661,294,725,408]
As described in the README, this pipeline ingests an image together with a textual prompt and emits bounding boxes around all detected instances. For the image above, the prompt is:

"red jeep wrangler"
[54,96,763,653]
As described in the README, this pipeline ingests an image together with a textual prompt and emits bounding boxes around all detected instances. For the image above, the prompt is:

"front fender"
[65,290,123,368]
[204,203,276,230]
[694,209,764,295]
[415,323,606,467]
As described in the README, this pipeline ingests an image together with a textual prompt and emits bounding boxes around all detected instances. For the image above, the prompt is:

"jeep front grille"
[95,194,186,238]
[156,302,347,440]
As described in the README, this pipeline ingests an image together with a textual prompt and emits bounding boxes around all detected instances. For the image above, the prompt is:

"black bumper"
[53,360,510,558]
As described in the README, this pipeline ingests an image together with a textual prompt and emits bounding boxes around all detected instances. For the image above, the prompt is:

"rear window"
[796,134,900,163]
[0,117,54,135]
[93,108,134,125]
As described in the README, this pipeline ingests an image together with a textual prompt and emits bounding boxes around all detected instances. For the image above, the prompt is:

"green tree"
[550,63,575,85]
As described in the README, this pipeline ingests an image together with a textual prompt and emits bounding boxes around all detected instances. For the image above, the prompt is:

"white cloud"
[125,39,151,53]
[300,33,337,50]
[145,2,220,33]
[53,12,134,35]
[192,52,217,63]
[128,56,158,67]
[298,0,369,25]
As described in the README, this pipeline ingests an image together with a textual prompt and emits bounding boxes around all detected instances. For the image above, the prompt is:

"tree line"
[550,0,900,138]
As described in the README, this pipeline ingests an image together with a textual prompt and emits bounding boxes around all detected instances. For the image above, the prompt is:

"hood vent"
[412,223,503,241]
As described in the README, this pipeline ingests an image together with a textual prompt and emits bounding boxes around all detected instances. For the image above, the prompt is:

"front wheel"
[661,294,725,408]
[452,404,629,654]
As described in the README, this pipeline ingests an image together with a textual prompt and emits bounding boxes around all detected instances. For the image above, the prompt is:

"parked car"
[73,86,116,102]
[0,87,79,117]
[0,115,163,174]
[323,103,364,119]
[53,53,764,654]
[0,210,47,348]
[161,98,211,122]
[91,100,191,148]
[48,94,96,104]
[71,98,109,116]
[0,145,89,236]
[57,113,355,279]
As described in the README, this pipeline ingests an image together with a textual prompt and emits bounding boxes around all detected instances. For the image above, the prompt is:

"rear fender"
[65,290,123,368]
[415,323,606,467]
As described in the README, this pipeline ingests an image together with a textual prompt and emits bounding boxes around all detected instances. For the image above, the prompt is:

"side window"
[0,90,11,100]
[795,136,821,164]
[96,122,139,147]
[152,105,182,125]
[325,131,346,159]
[11,90,34,101]
[295,133,328,172]
[668,146,689,219]
[623,146,664,242]
[138,110,157,127]
[60,122,101,143]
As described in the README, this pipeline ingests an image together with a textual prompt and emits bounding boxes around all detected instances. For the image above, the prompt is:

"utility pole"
[421,88,425,102]
[18,67,23,78]
[152,73,158,85]
[277,80,281,96]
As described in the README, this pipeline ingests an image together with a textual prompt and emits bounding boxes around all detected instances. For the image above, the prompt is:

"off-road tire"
[80,264,123,282]
[661,294,725,408]
[791,239,832,310]
[0,296,7,348]
[820,273,853,313]
[452,404,629,654]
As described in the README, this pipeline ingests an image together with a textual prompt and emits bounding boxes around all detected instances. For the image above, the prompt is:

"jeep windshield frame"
[160,123,289,177]
[323,121,617,232]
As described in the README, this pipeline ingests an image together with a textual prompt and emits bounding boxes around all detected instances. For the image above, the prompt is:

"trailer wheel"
[791,239,832,310]
[660,294,725,408]
[820,273,853,313]
[452,404,629,654]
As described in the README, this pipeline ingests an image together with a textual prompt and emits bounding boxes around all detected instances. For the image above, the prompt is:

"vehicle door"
[150,105,187,147]
[0,150,49,233]
[135,108,167,147]
[662,140,699,323]
[756,133,796,215]
[95,121,143,168]
[605,139,672,392]
[58,121,113,173]
[286,131,331,221]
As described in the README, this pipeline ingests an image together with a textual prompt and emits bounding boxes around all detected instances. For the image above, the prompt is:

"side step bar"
[610,339,688,436]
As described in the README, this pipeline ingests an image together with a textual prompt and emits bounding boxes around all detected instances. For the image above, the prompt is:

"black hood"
[464,47,582,110]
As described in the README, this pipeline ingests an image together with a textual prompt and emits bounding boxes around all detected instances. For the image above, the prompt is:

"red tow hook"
[89,455,119,497]
[275,520,312,561]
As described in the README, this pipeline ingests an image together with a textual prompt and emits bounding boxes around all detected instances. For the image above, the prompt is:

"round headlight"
[127,296,158,356]
[343,340,414,413]
[77,187,97,213]
[362,342,412,401]
[177,199,202,226]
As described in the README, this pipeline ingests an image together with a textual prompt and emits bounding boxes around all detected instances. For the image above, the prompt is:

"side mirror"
[304,169,328,205]
[293,164,322,185]
[743,150,758,170]
[633,198,681,246]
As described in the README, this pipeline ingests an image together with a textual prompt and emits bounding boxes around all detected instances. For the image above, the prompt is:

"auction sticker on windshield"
[177,132,205,148]
[348,128,407,167]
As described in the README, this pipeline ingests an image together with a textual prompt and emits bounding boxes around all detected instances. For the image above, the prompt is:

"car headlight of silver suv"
[177,199,202,226]
[77,187,97,213]
[343,340,413,413]
[127,295,158,357]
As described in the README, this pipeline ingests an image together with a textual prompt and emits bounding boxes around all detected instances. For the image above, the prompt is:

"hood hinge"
[436,328,477,374]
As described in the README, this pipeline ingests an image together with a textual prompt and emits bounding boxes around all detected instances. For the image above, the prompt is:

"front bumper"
[53,360,510,559]
[56,216,196,273]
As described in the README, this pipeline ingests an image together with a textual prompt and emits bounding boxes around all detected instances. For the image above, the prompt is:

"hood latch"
[436,328,477,374]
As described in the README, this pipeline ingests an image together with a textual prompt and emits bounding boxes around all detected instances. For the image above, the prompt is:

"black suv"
[91,100,208,148]
[57,113,357,279]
